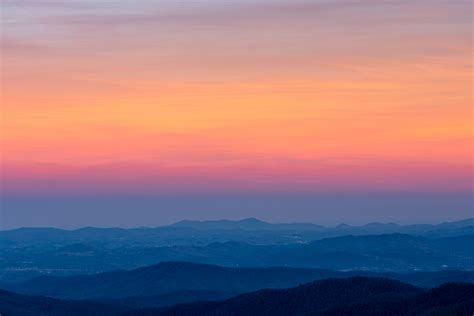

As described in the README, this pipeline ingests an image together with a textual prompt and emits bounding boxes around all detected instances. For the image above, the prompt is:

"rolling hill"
[4,261,474,302]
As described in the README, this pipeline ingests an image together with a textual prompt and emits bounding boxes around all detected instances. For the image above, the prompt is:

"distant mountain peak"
[239,217,266,224]
[363,222,400,228]
[168,217,323,231]
[168,217,270,230]
[336,223,352,228]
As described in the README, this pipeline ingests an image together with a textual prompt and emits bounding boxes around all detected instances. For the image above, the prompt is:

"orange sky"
[1,0,472,196]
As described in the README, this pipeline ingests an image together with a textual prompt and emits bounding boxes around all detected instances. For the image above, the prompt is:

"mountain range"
[2,218,473,250]
[1,217,473,315]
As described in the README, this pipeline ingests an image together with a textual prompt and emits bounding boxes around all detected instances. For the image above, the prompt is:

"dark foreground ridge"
[1,277,473,316]
[147,278,474,316]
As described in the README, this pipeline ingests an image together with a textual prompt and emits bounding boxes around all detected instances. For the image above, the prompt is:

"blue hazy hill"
[1,232,473,284]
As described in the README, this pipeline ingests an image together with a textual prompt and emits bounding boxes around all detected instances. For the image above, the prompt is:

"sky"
[1,0,472,229]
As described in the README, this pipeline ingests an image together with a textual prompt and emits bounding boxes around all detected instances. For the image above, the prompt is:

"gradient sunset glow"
[1,0,472,228]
